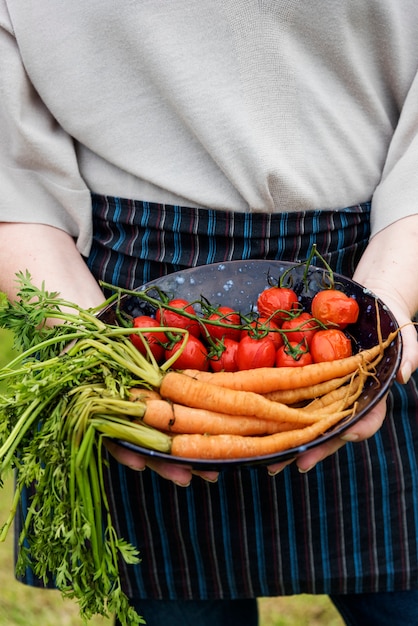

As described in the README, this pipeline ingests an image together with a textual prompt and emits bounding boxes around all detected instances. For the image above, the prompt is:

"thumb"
[397,321,418,385]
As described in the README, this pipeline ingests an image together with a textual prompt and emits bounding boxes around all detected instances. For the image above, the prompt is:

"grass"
[0,328,343,625]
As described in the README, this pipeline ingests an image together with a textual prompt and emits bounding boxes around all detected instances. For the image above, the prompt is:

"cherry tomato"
[281,312,318,346]
[275,341,313,367]
[203,306,242,342]
[257,287,299,322]
[236,335,276,370]
[156,298,201,337]
[209,338,240,372]
[311,289,359,329]
[130,315,165,362]
[242,316,284,349]
[310,329,353,363]
[165,334,209,371]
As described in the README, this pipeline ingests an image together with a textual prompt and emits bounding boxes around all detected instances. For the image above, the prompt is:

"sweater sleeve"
[371,67,418,237]
[0,2,93,256]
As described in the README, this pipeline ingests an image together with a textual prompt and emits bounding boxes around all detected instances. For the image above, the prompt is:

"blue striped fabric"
[84,195,418,601]
[87,195,371,291]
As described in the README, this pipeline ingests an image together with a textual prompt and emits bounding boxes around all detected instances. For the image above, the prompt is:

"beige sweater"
[1,0,418,256]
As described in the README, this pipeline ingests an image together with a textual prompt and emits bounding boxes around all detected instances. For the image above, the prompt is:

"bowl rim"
[99,259,402,470]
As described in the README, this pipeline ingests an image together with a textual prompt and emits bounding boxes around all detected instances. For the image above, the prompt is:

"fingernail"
[191,470,219,483]
[128,465,145,472]
[400,362,412,385]
[173,480,191,488]
[268,459,296,476]
[340,433,359,442]
[298,464,315,474]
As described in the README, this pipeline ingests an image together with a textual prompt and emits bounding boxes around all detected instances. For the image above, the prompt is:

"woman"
[1,2,418,624]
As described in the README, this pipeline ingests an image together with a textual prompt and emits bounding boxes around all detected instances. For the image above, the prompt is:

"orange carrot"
[129,388,162,402]
[180,331,397,393]
[303,371,364,412]
[140,399,295,435]
[171,406,356,459]
[124,327,396,461]
[160,371,348,426]
[138,399,175,430]
[262,374,352,405]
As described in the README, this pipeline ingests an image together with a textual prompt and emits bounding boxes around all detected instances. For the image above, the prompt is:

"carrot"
[125,326,397,461]
[171,406,357,459]
[262,374,352,405]
[139,399,295,435]
[180,331,398,393]
[304,394,359,417]
[302,371,364,412]
[129,388,162,402]
[160,371,348,426]
[138,399,175,430]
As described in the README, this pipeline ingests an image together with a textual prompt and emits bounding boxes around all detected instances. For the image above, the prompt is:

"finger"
[296,396,388,472]
[104,439,147,470]
[191,469,219,483]
[397,321,418,384]
[339,396,387,442]
[266,458,295,476]
[145,458,194,486]
[104,439,194,486]
[296,438,347,473]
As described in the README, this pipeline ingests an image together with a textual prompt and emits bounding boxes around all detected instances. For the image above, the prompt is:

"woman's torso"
[4,0,418,222]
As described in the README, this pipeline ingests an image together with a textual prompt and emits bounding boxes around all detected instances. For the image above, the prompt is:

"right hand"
[105,439,219,486]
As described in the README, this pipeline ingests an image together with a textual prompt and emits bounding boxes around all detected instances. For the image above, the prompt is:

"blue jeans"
[115,592,418,626]
[115,599,258,626]
[330,590,418,626]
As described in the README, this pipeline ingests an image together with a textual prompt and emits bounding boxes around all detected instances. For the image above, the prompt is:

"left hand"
[266,395,388,475]
[267,262,418,475]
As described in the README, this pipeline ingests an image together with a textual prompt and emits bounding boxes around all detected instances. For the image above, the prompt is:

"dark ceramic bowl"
[98,260,402,469]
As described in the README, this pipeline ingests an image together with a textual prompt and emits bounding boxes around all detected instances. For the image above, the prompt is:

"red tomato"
[156,298,201,337]
[165,334,209,371]
[209,338,240,372]
[310,289,359,329]
[275,341,313,367]
[236,335,276,370]
[242,316,284,349]
[203,306,242,342]
[281,312,318,346]
[257,287,299,322]
[310,329,353,363]
[130,315,165,362]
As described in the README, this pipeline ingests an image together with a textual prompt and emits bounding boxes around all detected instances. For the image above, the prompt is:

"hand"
[105,440,219,486]
[268,284,418,477]
[267,394,389,475]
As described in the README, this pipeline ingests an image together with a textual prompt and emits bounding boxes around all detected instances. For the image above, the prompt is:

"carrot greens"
[0,273,172,625]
